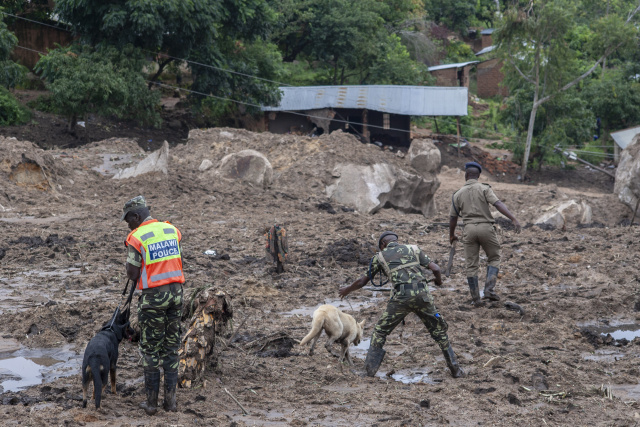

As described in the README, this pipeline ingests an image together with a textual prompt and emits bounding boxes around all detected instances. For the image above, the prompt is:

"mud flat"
[0,130,638,425]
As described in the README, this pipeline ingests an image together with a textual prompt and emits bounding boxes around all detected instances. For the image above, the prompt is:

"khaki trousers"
[462,222,500,277]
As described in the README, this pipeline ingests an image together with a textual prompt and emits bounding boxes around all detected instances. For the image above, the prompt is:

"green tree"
[581,69,640,139]
[270,0,429,85]
[425,0,476,32]
[495,0,639,179]
[54,0,281,107]
[0,7,27,89]
[35,45,161,133]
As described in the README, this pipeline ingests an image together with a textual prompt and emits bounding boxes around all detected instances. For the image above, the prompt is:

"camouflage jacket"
[368,242,432,287]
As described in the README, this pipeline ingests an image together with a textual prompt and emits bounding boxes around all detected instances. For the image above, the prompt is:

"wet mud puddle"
[350,338,436,384]
[0,268,104,314]
[592,324,640,341]
[92,154,135,176]
[0,339,80,392]
[281,296,381,317]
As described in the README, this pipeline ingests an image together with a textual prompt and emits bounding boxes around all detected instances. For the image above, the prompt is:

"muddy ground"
[0,126,639,427]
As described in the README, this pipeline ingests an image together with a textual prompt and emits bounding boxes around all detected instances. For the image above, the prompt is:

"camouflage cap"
[378,231,398,248]
[121,195,147,221]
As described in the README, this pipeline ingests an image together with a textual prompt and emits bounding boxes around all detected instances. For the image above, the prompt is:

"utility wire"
[3,10,619,148]
[13,42,611,151]
[1,10,292,87]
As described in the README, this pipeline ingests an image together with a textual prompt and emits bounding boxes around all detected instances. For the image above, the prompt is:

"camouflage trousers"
[137,283,183,370]
[371,286,450,351]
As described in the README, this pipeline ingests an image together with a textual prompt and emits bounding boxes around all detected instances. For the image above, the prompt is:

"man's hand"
[450,234,459,245]
[338,286,352,299]
[340,276,369,299]
[513,219,522,234]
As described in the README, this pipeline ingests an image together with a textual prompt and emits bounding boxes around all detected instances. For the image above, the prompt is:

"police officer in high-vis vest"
[339,231,464,379]
[122,196,185,415]
[449,162,521,305]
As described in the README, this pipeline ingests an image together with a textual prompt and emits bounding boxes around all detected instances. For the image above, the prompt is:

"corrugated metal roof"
[428,61,479,71]
[476,45,496,56]
[611,126,640,149]
[481,29,495,35]
[262,85,468,116]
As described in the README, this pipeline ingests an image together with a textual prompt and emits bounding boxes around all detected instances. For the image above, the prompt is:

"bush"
[0,87,30,125]
[26,95,58,114]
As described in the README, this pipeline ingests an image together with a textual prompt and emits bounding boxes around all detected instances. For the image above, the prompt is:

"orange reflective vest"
[125,219,185,290]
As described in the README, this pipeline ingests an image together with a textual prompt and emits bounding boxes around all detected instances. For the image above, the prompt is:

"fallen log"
[178,287,233,388]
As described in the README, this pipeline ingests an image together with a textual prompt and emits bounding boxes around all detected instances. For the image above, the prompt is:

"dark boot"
[163,370,178,412]
[467,277,483,305]
[442,344,465,378]
[483,266,500,301]
[364,347,386,377]
[139,368,160,416]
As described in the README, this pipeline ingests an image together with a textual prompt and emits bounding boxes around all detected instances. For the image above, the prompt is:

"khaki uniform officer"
[449,162,521,304]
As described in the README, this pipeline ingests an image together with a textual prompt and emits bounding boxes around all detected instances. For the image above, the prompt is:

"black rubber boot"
[483,266,500,301]
[442,344,465,378]
[139,368,160,416]
[163,370,178,412]
[467,277,483,305]
[364,347,386,377]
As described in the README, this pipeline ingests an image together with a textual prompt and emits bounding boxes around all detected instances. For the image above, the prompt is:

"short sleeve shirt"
[449,179,499,224]
[125,216,153,267]
[368,242,431,287]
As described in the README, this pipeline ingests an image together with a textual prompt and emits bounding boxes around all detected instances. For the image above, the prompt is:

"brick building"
[10,20,73,69]
[475,29,508,98]
[428,61,478,88]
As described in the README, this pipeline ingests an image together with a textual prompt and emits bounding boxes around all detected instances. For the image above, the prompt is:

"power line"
[3,10,532,143]
[147,80,419,135]
[1,10,292,87]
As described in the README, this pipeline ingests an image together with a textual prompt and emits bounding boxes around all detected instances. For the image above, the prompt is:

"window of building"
[383,113,390,129]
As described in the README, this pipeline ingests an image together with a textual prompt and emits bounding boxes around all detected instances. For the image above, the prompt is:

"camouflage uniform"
[368,242,450,351]
[126,215,183,370]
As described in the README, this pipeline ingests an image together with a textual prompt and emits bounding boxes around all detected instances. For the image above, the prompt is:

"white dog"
[299,304,365,367]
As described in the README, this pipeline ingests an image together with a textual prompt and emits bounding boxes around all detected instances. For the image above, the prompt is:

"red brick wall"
[430,67,472,88]
[10,21,74,69]
[477,58,508,98]
[482,34,493,49]
[431,68,458,87]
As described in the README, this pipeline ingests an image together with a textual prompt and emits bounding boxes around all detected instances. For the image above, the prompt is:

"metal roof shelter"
[611,126,640,150]
[427,61,479,72]
[476,45,496,56]
[262,85,469,116]
[481,29,495,35]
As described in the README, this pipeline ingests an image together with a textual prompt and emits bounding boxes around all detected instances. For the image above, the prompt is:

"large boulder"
[217,149,273,188]
[408,138,441,177]
[113,141,169,179]
[534,199,592,228]
[614,136,640,211]
[325,163,439,216]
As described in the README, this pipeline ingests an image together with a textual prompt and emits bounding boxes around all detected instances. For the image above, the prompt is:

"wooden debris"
[178,287,232,388]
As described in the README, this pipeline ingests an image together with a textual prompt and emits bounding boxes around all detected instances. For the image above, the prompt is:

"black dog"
[81,310,131,409]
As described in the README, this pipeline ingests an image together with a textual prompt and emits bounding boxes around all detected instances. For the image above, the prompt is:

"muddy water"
[593,324,640,341]
[281,296,380,317]
[0,268,104,314]
[0,342,80,392]
[91,154,135,176]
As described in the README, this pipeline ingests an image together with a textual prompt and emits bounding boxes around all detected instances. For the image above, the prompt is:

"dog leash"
[105,279,135,332]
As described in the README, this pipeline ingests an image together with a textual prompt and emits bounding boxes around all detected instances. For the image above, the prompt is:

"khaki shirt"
[449,179,499,224]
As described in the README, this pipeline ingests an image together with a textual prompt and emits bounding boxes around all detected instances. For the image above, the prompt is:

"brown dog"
[299,304,365,367]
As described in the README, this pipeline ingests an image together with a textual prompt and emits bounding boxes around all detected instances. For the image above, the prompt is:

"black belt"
[394,282,427,295]
[141,282,182,294]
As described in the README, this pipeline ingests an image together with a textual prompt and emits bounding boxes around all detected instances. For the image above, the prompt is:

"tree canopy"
[54,0,282,106]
